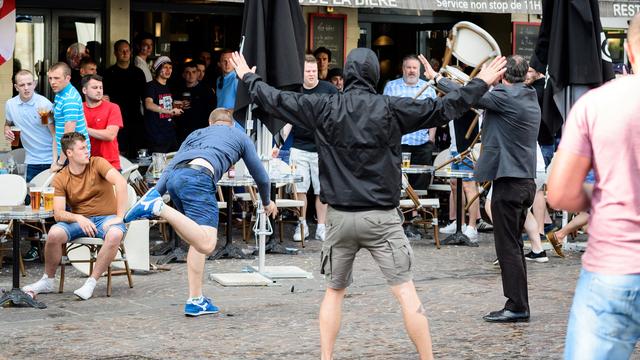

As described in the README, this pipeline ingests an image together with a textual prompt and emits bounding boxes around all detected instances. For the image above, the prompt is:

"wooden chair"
[274,182,306,247]
[58,185,139,297]
[400,174,441,248]
[0,174,28,275]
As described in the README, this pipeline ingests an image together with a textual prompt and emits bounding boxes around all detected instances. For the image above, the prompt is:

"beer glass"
[29,187,42,210]
[43,187,55,211]
[402,152,411,168]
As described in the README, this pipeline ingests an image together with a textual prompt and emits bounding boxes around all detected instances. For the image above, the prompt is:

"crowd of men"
[6,13,640,359]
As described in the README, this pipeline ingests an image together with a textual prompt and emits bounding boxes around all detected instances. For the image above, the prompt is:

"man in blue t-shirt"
[125,108,277,317]
[215,50,244,130]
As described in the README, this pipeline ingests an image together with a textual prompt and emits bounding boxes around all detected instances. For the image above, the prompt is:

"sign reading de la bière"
[298,0,543,14]
[297,0,639,17]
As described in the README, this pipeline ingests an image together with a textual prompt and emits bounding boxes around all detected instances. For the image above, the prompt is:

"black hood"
[343,48,379,94]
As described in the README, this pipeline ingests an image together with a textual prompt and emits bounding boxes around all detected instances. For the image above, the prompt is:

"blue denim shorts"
[166,167,219,228]
[584,170,596,184]
[53,215,127,240]
[450,151,475,181]
[565,268,640,359]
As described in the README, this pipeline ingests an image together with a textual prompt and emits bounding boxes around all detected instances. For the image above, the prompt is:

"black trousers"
[491,177,536,312]
[402,142,434,190]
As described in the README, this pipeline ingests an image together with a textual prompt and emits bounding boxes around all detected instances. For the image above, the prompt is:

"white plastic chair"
[29,169,56,187]
[0,174,28,275]
[0,174,28,206]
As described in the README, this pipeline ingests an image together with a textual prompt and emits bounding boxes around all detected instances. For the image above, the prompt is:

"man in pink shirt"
[82,74,123,170]
[548,14,640,359]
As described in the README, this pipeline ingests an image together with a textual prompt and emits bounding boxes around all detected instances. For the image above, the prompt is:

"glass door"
[15,10,51,98]
[52,11,102,70]
[14,9,102,100]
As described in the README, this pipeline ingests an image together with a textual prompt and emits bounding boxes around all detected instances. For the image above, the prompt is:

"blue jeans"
[53,215,127,240]
[166,167,219,228]
[564,269,640,360]
[450,150,475,181]
[539,144,554,168]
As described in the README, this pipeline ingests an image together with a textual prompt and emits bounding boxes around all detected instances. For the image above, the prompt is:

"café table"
[434,169,478,247]
[212,173,303,259]
[401,165,434,174]
[0,206,52,309]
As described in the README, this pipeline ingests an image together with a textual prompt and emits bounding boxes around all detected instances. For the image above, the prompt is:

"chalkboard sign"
[309,13,346,68]
[512,22,540,61]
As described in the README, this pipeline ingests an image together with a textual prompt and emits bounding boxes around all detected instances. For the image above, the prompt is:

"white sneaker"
[22,274,54,295]
[440,221,467,234]
[73,277,97,300]
[315,224,326,241]
[292,221,308,242]
[464,226,478,241]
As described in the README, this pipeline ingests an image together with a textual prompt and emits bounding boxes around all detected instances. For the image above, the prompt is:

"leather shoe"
[483,308,530,323]
[546,231,566,258]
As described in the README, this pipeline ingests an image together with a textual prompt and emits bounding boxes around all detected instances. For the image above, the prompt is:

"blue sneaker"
[184,296,220,317]
[124,188,163,222]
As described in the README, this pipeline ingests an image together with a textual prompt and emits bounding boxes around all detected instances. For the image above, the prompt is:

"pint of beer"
[402,152,411,168]
[43,187,54,211]
[10,127,20,147]
[37,108,50,125]
[30,187,42,210]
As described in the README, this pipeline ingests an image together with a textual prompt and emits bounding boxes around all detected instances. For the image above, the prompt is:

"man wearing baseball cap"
[143,56,183,153]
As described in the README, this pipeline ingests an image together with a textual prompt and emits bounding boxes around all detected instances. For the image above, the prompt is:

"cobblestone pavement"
[1,229,638,360]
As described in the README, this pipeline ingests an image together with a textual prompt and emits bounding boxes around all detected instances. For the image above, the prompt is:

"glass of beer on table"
[43,187,54,211]
[402,152,411,168]
[30,187,42,210]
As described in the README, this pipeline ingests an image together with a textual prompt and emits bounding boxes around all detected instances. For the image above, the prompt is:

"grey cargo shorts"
[320,206,414,289]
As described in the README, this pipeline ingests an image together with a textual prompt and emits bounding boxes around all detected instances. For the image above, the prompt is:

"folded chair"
[400,174,440,248]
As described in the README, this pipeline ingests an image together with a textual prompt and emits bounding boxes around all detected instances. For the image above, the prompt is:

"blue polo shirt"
[5,93,54,164]
[53,83,90,155]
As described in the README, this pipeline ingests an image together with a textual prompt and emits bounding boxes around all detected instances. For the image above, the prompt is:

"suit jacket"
[438,78,540,182]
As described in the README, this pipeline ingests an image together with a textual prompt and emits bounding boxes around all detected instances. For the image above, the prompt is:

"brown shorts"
[320,206,414,289]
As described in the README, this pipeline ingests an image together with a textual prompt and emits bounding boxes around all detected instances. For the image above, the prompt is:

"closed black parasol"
[530,0,614,135]
[233,0,306,140]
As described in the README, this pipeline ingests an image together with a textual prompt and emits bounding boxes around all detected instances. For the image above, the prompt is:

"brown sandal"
[546,231,565,258]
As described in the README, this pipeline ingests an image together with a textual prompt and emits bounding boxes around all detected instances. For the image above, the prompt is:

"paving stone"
[1,231,639,359]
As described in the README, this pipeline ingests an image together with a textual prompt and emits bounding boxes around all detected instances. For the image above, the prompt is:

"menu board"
[309,13,346,67]
[512,22,540,60]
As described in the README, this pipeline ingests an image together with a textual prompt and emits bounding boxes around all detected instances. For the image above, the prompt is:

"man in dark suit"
[424,55,540,322]
[476,56,540,322]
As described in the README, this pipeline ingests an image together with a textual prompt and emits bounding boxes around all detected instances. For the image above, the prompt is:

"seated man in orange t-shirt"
[23,132,129,300]
[82,74,123,170]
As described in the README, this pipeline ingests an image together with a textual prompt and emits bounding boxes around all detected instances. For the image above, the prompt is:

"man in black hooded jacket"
[231,48,505,360]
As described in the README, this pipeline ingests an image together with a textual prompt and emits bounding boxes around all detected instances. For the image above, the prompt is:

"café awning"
[217,0,638,17]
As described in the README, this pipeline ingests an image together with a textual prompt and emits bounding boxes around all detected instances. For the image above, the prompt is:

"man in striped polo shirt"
[383,54,438,189]
[383,55,437,238]
[48,62,91,170]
